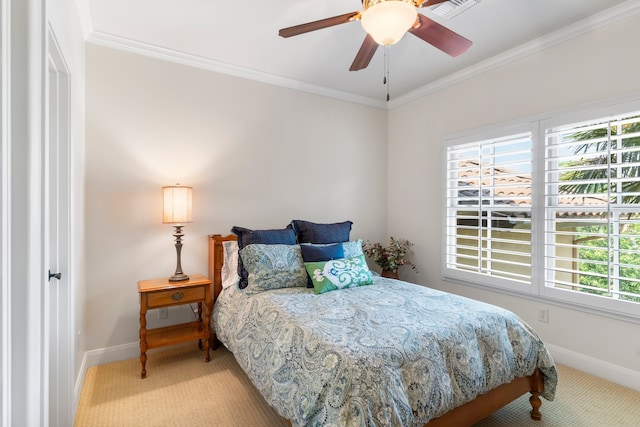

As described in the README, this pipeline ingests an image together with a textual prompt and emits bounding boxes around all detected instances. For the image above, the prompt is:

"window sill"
[442,272,640,326]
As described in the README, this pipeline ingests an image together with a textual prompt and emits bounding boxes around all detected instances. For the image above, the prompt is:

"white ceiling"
[82,0,638,106]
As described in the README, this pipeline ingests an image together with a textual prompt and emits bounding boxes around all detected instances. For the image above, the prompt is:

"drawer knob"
[171,292,184,302]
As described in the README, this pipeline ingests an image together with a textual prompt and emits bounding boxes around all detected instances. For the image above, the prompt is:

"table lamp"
[162,184,193,282]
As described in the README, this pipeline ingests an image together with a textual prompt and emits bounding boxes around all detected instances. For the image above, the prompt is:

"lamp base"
[169,273,189,282]
[169,224,188,282]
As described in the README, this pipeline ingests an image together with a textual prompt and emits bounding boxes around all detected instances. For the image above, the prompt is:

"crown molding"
[86,31,387,110]
[388,0,640,109]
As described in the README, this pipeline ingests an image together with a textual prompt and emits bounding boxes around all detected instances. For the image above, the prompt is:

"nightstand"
[137,274,212,378]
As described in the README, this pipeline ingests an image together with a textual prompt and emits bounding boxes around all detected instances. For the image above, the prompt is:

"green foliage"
[561,120,640,205]
[363,237,417,273]
[575,223,640,302]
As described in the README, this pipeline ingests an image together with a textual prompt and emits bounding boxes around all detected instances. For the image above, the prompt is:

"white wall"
[84,45,388,354]
[388,12,640,390]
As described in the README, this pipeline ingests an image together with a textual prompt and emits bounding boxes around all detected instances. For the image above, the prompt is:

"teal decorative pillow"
[304,254,374,294]
[240,244,308,294]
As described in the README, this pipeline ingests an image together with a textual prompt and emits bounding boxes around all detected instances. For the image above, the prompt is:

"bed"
[208,233,557,427]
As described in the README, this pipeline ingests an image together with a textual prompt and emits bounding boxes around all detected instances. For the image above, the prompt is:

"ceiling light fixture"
[361,0,418,46]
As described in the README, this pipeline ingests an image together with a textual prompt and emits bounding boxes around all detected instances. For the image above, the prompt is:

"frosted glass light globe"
[361,1,418,46]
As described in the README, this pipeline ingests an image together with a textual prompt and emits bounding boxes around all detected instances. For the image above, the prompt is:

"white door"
[47,31,72,427]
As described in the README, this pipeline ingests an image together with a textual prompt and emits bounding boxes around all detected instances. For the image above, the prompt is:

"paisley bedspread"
[213,277,557,427]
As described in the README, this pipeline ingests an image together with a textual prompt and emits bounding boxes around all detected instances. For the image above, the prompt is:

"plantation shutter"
[445,132,533,284]
[544,113,640,302]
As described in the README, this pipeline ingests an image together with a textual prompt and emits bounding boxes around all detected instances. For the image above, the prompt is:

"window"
[445,132,533,288]
[443,106,640,319]
[545,114,640,304]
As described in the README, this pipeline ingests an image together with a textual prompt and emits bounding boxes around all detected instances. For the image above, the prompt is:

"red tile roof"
[457,160,608,217]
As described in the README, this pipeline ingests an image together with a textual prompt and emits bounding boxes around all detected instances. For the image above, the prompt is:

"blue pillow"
[300,243,345,288]
[291,220,353,244]
[231,226,297,289]
[300,243,345,262]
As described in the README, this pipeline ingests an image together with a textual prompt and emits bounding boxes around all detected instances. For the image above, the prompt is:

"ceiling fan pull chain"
[385,45,390,102]
[383,45,387,85]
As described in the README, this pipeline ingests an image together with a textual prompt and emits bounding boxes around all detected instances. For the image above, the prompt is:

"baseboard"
[84,341,140,369]
[545,343,640,392]
[73,349,93,422]
[74,353,87,410]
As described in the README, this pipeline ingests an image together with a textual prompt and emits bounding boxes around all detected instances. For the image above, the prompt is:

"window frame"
[441,98,640,322]
[442,122,537,296]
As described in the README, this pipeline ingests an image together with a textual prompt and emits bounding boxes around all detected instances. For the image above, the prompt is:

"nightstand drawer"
[147,286,205,308]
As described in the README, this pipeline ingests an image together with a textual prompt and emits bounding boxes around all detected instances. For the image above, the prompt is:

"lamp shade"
[162,185,193,224]
[361,0,417,46]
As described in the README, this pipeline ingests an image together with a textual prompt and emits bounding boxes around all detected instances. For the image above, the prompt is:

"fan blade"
[279,12,360,38]
[419,0,451,7]
[349,34,379,71]
[408,13,472,57]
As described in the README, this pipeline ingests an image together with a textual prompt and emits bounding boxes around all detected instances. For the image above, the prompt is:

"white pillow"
[221,240,240,289]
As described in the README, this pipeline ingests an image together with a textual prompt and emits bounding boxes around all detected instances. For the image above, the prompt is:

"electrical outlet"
[159,308,168,319]
[538,308,549,324]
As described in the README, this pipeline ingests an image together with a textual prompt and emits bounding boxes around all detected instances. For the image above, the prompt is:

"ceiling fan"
[278,0,473,72]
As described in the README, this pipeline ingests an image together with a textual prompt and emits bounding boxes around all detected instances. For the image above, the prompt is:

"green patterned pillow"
[304,254,374,294]
[240,244,308,295]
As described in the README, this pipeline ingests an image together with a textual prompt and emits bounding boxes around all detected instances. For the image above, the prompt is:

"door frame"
[2,0,48,425]
[0,0,10,422]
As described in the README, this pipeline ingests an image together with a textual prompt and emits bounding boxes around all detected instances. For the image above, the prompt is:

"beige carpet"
[75,344,640,427]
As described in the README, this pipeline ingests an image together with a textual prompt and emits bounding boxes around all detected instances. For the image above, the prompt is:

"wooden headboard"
[208,234,237,304]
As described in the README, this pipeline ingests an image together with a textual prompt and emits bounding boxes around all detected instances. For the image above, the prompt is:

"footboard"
[425,368,544,426]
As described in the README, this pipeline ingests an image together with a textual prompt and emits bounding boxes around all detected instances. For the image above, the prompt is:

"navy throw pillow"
[291,220,353,244]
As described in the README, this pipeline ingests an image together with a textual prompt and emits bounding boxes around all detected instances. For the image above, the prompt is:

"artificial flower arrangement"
[363,237,417,276]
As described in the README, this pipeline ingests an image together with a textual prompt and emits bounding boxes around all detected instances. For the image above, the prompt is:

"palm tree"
[559,118,640,206]
[558,116,640,301]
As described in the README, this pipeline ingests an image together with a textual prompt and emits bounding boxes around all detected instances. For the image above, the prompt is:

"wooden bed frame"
[208,234,544,426]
